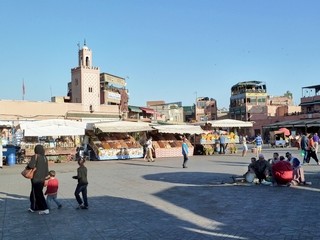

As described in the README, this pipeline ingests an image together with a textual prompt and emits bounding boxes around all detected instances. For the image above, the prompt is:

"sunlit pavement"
[0,146,319,240]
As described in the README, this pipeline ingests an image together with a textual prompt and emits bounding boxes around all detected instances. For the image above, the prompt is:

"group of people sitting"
[244,152,311,186]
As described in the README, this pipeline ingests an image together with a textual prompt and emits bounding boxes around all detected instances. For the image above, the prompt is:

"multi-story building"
[229,81,267,121]
[67,42,128,119]
[229,81,302,136]
[195,97,217,122]
[100,73,129,119]
[147,101,183,123]
[300,84,320,118]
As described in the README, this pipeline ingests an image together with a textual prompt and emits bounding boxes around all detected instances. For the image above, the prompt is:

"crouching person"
[289,158,311,186]
[253,154,272,184]
[272,157,293,186]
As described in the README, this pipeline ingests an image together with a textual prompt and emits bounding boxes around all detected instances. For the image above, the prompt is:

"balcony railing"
[300,95,320,103]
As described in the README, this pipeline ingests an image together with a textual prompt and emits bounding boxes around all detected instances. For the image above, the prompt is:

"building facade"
[147,101,184,123]
[195,97,217,122]
[70,42,101,113]
[229,81,267,121]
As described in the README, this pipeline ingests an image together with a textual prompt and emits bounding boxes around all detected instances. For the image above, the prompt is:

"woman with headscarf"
[289,158,311,186]
[27,144,50,214]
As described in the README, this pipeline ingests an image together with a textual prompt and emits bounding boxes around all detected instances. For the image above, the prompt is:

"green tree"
[283,90,293,99]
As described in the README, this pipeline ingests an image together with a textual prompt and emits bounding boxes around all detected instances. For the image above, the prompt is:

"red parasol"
[278,127,290,136]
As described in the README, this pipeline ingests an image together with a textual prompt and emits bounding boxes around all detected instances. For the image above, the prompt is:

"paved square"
[0,147,319,240]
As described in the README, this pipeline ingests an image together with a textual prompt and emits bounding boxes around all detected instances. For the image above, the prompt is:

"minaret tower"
[71,40,100,112]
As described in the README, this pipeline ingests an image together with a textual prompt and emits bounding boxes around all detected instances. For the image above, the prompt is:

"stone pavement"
[0,147,320,240]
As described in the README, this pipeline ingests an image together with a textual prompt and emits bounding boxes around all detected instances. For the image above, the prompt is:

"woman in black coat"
[27,144,50,214]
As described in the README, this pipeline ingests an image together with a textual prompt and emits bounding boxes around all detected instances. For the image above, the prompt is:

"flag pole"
[22,79,25,100]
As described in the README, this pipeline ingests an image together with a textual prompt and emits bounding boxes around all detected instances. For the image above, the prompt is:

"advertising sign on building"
[107,91,121,101]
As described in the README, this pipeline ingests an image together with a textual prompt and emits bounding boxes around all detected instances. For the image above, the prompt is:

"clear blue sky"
[1,0,319,108]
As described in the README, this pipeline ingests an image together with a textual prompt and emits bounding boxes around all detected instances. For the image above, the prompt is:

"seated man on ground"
[268,152,280,165]
[244,157,257,183]
[252,154,272,183]
[285,152,295,165]
[272,156,293,186]
[232,157,257,183]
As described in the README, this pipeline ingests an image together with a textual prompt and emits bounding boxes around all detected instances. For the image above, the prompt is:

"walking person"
[145,137,154,162]
[242,135,248,157]
[300,132,309,164]
[306,134,320,165]
[313,133,319,153]
[219,133,227,154]
[182,137,189,168]
[45,170,62,210]
[252,134,263,158]
[72,158,89,209]
[27,144,50,214]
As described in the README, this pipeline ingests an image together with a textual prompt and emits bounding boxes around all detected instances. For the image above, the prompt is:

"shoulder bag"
[21,167,36,179]
[21,154,38,179]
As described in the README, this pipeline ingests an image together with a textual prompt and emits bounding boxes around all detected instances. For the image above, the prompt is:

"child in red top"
[45,170,62,210]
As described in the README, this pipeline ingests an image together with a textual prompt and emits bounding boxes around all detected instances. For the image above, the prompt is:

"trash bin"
[7,153,16,166]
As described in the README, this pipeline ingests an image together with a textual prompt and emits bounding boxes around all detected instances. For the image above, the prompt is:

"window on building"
[86,57,90,67]
[89,87,93,93]
[197,101,206,109]
[75,79,78,86]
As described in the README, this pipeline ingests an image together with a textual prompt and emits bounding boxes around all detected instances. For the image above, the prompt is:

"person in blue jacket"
[182,137,189,168]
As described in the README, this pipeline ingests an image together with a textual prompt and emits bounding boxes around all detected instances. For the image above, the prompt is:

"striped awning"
[128,106,142,113]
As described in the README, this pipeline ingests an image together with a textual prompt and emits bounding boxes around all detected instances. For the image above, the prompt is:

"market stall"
[87,121,154,160]
[197,131,239,155]
[193,119,252,155]
[150,124,204,158]
[19,119,86,159]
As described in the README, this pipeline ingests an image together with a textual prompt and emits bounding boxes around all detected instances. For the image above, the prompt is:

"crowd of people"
[243,151,311,187]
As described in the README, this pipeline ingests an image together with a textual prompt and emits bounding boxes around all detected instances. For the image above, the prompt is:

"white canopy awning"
[20,119,87,136]
[90,121,154,133]
[206,119,253,128]
[152,125,205,135]
[0,121,13,127]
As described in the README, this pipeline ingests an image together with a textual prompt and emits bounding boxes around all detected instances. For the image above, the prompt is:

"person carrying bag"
[27,145,50,215]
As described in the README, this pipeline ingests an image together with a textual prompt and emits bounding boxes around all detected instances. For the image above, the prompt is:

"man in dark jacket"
[253,154,271,183]
[73,158,89,209]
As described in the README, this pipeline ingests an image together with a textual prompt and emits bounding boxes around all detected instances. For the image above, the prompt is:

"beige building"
[0,100,119,123]
[70,42,101,113]
[195,97,217,122]
[147,101,184,123]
